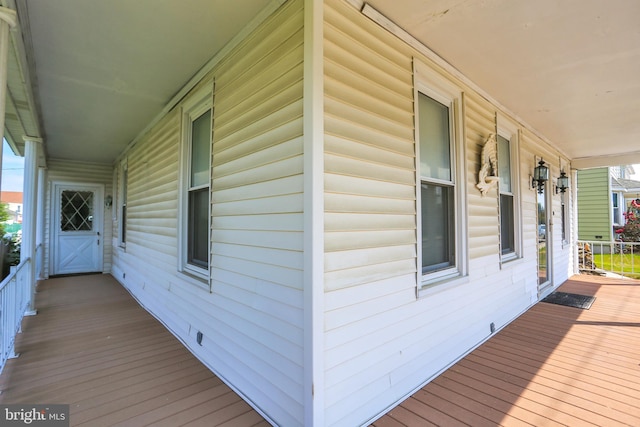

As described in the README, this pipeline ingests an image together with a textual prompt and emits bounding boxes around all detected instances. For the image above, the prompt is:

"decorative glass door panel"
[61,191,94,231]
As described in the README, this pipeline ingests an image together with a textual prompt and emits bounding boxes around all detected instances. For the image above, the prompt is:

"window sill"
[500,254,525,269]
[179,265,210,291]
[418,273,469,299]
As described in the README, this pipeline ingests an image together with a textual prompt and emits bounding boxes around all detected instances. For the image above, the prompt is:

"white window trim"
[414,59,468,291]
[497,115,522,263]
[179,83,213,286]
[612,191,624,226]
[118,159,128,249]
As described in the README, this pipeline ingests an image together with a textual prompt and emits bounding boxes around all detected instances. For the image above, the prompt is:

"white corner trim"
[303,0,324,425]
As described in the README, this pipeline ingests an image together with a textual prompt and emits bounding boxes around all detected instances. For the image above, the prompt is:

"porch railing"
[35,243,43,280]
[0,257,31,374]
[578,240,640,279]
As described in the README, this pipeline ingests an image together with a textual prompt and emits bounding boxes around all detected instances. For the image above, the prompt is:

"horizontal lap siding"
[127,111,179,261]
[465,92,500,259]
[323,1,417,424]
[45,160,114,277]
[211,1,305,425]
[111,2,304,426]
[324,0,415,290]
[322,1,569,425]
[577,168,611,240]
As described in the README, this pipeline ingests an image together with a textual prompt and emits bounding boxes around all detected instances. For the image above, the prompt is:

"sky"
[1,139,25,192]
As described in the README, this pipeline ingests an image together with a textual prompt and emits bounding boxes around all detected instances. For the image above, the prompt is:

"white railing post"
[0,259,30,373]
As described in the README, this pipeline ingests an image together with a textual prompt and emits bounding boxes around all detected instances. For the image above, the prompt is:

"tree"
[0,202,10,237]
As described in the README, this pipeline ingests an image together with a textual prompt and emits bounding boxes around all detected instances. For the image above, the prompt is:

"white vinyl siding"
[97,0,578,425]
[111,1,304,425]
[115,160,127,248]
[322,1,572,425]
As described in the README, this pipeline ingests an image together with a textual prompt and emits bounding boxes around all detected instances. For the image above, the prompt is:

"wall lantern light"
[531,159,549,193]
[105,195,113,207]
[556,171,569,194]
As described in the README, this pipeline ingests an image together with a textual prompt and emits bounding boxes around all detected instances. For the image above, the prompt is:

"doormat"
[542,292,595,310]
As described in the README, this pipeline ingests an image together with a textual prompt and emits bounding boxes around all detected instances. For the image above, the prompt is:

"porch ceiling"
[3,0,640,169]
[2,0,274,162]
[359,0,640,168]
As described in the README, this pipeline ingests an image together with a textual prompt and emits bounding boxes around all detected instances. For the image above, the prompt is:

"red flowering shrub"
[618,201,640,242]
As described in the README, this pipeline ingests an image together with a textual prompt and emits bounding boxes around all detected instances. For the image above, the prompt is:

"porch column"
[36,166,46,279]
[22,136,42,315]
[0,7,16,192]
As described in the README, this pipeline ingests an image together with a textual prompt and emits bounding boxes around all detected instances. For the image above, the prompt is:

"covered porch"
[1,273,638,426]
[0,1,639,425]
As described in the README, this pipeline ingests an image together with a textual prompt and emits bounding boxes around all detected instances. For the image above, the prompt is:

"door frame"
[537,179,553,297]
[49,181,105,276]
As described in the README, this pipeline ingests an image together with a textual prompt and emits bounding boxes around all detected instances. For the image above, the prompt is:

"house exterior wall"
[322,1,572,425]
[577,167,612,241]
[96,0,575,425]
[110,1,305,425]
[44,159,113,278]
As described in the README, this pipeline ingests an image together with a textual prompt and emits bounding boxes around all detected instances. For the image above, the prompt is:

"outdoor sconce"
[531,159,549,193]
[555,171,569,194]
[105,195,113,207]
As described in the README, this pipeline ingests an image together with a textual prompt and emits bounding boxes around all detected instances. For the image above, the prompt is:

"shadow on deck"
[373,275,640,426]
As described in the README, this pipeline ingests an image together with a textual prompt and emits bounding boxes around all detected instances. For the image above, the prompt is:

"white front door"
[52,183,104,275]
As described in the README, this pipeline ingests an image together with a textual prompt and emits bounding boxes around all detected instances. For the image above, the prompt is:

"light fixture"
[532,159,549,193]
[105,195,113,207]
[556,171,569,194]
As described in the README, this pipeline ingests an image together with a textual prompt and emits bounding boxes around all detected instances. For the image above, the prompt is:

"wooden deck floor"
[0,274,269,427]
[1,274,639,426]
[373,274,640,427]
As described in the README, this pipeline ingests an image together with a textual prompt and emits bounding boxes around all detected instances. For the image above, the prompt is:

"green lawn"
[593,252,640,279]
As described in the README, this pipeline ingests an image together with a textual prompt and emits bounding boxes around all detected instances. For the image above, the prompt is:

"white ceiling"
[17,0,274,163]
[7,0,640,168]
[361,0,640,168]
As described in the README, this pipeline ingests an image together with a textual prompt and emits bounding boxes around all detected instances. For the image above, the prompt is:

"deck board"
[372,275,640,426]
[0,274,266,426]
[2,274,639,426]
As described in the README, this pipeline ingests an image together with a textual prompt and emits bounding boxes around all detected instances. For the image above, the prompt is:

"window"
[419,93,455,273]
[612,193,622,225]
[497,118,521,261]
[497,134,515,257]
[561,197,567,242]
[180,86,212,280]
[415,60,466,286]
[119,163,127,246]
[560,163,570,244]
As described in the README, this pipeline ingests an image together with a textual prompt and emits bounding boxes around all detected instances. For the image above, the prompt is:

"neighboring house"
[577,166,640,242]
[0,190,22,224]
[1,1,639,425]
